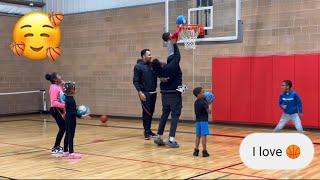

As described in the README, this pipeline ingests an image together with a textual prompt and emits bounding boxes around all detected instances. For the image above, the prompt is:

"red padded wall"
[229,57,251,122]
[272,55,295,124]
[212,57,230,121]
[294,54,319,127]
[212,54,320,128]
[251,56,273,124]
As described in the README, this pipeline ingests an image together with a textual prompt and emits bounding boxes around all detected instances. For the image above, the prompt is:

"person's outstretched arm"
[296,93,303,114]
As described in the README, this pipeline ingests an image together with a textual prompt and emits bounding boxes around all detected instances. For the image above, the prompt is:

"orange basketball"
[100,115,108,123]
[49,12,64,26]
[286,144,300,159]
[10,42,25,56]
[47,47,61,61]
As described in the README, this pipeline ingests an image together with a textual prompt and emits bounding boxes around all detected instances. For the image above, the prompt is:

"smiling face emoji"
[12,12,61,60]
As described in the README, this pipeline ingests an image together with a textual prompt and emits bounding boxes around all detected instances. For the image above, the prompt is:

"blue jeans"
[157,93,182,137]
[274,113,304,133]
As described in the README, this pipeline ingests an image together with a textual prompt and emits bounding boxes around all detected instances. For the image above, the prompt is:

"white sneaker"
[176,84,187,93]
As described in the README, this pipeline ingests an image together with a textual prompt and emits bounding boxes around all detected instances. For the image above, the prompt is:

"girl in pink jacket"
[45,72,66,154]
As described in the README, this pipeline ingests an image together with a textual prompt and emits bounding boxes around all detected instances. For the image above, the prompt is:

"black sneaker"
[51,147,58,154]
[193,148,199,156]
[166,140,179,148]
[148,131,157,138]
[57,146,63,153]
[51,146,63,154]
[154,136,165,146]
[202,150,210,157]
[144,132,150,140]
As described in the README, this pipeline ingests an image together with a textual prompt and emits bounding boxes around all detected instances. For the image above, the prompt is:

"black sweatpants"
[141,92,157,134]
[157,93,182,137]
[64,118,76,153]
[50,107,66,148]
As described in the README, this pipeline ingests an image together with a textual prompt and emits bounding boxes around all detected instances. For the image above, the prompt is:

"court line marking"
[0,149,34,156]
[215,173,231,179]
[76,135,142,146]
[55,167,82,172]
[184,162,243,180]
[0,150,43,158]
[82,151,213,171]
[0,119,27,123]
[217,170,270,179]
[227,166,243,170]
[0,175,16,180]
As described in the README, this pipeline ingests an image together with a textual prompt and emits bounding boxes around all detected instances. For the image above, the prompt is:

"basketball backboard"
[165,0,243,43]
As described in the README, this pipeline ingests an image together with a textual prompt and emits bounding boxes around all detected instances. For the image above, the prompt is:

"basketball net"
[179,25,200,50]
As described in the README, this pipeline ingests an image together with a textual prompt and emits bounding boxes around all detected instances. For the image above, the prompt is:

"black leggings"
[64,118,76,153]
[50,107,66,148]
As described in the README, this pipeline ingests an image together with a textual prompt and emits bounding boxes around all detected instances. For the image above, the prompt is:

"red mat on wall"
[212,54,319,128]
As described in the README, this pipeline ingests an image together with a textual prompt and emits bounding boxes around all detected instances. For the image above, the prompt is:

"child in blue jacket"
[274,80,303,133]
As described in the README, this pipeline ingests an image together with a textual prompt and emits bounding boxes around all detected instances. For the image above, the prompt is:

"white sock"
[169,136,175,142]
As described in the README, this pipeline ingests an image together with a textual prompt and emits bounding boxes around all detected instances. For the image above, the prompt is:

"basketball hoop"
[179,24,204,50]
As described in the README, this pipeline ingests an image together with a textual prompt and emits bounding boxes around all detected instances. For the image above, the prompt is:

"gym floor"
[0,114,319,179]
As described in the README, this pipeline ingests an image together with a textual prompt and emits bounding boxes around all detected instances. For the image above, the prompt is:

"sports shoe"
[193,148,199,156]
[148,131,157,138]
[202,150,210,157]
[154,136,165,146]
[144,131,150,140]
[176,84,187,93]
[68,153,82,159]
[166,140,179,148]
[51,146,63,154]
[57,146,63,153]
[62,152,69,157]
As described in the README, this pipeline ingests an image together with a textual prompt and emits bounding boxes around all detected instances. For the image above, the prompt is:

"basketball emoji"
[48,12,64,26]
[286,144,300,159]
[11,12,63,61]
[10,42,25,56]
[47,47,61,61]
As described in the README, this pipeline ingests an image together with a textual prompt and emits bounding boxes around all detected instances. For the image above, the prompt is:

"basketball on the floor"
[204,91,215,104]
[100,115,108,123]
[286,144,300,159]
[77,105,90,116]
[176,15,187,25]
[59,92,65,103]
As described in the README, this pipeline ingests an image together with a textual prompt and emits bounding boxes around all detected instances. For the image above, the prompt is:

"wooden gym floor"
[0,114,319,179]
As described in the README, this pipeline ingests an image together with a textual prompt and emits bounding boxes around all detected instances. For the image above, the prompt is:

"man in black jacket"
[151,37,182,148]
[133,49,157,140]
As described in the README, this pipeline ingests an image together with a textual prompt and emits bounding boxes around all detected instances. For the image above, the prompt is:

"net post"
[40,89,47,112]
[165,0,169,32]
